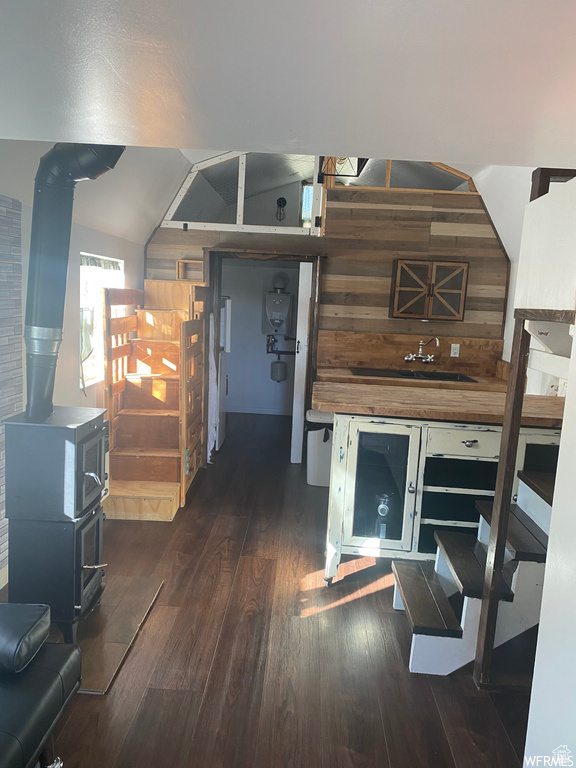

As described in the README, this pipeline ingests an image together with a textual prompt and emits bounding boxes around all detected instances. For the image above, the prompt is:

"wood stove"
[4,406,108,642]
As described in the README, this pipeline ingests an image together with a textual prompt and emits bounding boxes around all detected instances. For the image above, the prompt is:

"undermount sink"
[349,367,477,383]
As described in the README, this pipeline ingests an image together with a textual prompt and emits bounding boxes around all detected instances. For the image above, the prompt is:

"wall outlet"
[450,343,460,357]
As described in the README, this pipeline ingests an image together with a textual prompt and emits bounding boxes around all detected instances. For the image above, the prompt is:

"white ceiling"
[1,1,576,168]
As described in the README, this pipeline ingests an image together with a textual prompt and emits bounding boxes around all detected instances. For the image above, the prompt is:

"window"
[390,259,469,321]
[300,183,314,228]
[80,253,124,388]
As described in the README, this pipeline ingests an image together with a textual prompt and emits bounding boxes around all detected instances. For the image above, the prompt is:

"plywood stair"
[392,468,552,678]
[103,280,206,521]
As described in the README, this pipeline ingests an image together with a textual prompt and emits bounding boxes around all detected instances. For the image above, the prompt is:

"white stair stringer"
[407,560,545,675]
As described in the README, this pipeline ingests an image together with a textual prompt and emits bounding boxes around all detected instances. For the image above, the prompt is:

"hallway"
[55,413,529,768]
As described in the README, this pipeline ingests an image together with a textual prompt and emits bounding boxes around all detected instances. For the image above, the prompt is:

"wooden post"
[473,315,531,687]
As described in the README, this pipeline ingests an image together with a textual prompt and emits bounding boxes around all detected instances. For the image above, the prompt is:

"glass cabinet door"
[343,422,420,552]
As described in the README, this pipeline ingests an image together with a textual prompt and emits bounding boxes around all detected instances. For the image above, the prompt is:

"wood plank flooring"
[54,413,530,768]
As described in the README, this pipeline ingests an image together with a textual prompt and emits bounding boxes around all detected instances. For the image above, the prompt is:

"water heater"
[262,272,292,336]
[262,292,292,336]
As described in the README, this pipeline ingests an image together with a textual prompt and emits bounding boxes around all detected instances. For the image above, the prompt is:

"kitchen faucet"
[404,336,440,364]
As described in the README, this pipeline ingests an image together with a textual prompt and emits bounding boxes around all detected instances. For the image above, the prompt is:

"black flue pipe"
[25,143,125,422]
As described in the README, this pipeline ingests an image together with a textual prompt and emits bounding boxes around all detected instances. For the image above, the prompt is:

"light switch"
[450,343,460,357]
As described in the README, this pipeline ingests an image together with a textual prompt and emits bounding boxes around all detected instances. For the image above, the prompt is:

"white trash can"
[306,410,333,486]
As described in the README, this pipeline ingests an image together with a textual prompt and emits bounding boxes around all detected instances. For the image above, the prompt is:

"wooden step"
[130,339,180,375]
[104,481,180,522]
[135,309,188,341]
[392,560,462,638]
[123,374,180,410]
[115,410,179,450]
[517,469,555,506]
[476,500,547,563]
[433,530,514,602]
[110,448,180,482]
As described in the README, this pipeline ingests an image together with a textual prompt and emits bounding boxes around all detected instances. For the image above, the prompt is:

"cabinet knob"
[461,439,479,448]
[407,482,415,494]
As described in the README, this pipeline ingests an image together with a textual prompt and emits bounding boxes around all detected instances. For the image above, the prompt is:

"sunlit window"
[80,253,124,389]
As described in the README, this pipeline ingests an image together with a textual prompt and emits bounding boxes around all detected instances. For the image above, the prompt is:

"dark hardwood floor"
[54,413,529,768]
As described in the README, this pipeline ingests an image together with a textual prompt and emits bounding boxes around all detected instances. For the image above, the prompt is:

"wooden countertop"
[311,381,564,428]
[316,367,508,392]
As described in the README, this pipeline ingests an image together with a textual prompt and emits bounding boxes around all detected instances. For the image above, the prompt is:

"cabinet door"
[343,422,420,552]
[428,262,468,321]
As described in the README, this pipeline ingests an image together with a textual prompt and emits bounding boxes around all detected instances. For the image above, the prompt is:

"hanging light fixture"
[276,196,287,221]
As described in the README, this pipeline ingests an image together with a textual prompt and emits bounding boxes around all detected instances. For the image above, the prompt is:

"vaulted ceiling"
[1,1,576,168]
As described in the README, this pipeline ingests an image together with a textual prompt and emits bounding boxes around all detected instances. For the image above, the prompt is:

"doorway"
[206,251,318,464]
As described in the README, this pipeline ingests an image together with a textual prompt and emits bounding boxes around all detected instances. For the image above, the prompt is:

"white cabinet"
[324,414,560,583]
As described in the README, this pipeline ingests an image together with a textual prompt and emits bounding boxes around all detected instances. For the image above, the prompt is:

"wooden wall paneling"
[316,330,504,377]
[144,279,196,311]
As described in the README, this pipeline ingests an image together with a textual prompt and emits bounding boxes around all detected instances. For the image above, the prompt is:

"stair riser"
[115,415,179,450]
[123,379,180,410]
[110,454,180,483]
[104,495,179,522]
[129,340,180,376]
[407,561,545,675]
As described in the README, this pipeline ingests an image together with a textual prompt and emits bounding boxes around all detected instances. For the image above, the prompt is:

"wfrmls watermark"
[524,745,573,766]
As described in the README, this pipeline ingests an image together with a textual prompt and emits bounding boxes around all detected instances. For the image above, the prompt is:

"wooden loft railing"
[104,287,144,451]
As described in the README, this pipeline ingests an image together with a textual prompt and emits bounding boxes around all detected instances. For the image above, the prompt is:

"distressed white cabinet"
[324,414,560,583]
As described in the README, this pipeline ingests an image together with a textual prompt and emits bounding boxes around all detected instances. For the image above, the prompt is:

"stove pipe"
[25,143,125,422]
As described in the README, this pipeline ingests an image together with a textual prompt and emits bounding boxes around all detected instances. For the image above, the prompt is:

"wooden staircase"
[392,466,553,679]
[103,279,207,521]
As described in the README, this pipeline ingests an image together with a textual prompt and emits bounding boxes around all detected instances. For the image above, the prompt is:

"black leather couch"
[0,604,81,768]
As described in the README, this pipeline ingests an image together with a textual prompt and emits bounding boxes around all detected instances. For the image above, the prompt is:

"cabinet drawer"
[426,428,501,459]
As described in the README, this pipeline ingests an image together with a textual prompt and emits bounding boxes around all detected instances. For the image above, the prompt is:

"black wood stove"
[5,406,108,642]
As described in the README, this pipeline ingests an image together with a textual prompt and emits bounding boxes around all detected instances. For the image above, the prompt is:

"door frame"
[205,248,321,460]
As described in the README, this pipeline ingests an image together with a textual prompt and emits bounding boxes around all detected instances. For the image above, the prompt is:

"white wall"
[243,182,303,227]
[221,259,298,415]
[517,178,576,760]
[524,332,576,761]
[0,139,191,245]
[467,165,533,360]
[18,203,144,410]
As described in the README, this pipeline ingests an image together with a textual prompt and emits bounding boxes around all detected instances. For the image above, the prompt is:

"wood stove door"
[75,509,105,613]
[77,426,107,515]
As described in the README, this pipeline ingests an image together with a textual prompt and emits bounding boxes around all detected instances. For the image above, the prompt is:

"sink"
[349,367,477,383]
[418,370,477,382]
[350,367,418,378]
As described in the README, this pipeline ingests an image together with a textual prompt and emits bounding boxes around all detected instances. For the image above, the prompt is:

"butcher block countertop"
[311,381,564,428]
[316,367,508,392]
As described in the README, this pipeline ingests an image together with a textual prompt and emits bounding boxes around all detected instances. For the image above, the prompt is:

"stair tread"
[118,409,180,417]
[476,500,547,563]
[111,447,180,457]
[434,530,514,602]
[517,469,555,506]
[125,373,179,380]
[392,560,463,638]
[132,338,180,344]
